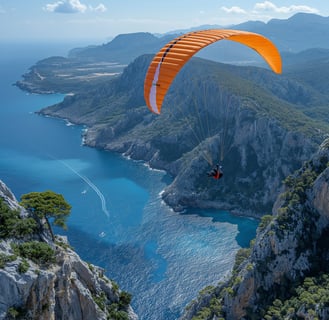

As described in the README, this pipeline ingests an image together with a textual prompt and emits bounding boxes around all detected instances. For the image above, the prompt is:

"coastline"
[39,110,262,219]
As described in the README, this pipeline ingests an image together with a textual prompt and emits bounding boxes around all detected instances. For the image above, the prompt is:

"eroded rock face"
[0,182,138,320]
[225,141,329,319]
[0,181,22,212]
[312,167,329,217]
[161,108,316,216]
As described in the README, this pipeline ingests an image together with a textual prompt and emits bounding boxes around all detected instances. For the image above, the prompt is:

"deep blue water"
[0,42,258,320]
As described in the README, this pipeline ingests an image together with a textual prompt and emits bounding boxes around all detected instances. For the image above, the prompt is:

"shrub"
[93,292,106,311]
[6,306,26,319]
[0,198,37,239]
[18,259,30,273]
[119,291,132,308]
[0,253,17,268]
[12,241,55,265]
[233,248,251,274]
[259,215,273,231]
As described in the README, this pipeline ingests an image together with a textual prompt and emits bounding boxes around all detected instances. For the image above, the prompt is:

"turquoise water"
[0,43,259,320]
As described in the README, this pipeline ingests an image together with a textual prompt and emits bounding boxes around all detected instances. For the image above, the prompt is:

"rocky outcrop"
[180,137,329,319]
[0,181,138,320]
[0,181,22,212]
[161,107,317,216]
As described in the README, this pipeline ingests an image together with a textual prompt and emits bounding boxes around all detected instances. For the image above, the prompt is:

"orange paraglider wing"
[144,29,282,114]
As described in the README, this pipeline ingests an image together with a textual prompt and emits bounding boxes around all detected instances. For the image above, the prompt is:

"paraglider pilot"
[207,164,223,180]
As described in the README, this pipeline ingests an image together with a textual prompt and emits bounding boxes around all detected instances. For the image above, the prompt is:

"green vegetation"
[108,308,130,320]
[93,289,131,320]
[233,248,251,275]
[192,297,223,320]
[12,241,55,265]
[258,214,273,231]
[20,191,71,241]
[274,166,319,238]
[0,252,17,268]
[93,291,107,311]
[0,192,70,267]
[0,198,37,239]
[55,237,73,251]
[119,291,132,309]
[18,258,30,273]
[6,306,27,320]
[264,274,329,319]
[111,280,119,294]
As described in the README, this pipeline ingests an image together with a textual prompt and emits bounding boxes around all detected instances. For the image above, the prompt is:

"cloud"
[45,0,87,14]
[254,1,319,14]
[45,0,107,14]
[221,6,247,14]
[89,3,107,13]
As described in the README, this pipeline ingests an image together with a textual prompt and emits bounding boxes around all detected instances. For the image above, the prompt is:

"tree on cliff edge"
[20,191,71,241]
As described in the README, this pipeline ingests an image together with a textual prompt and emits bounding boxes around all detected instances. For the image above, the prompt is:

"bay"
[0,42,258,320]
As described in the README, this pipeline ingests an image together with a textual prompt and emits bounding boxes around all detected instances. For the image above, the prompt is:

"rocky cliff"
[180,137,329,319]
[0,181,138,320]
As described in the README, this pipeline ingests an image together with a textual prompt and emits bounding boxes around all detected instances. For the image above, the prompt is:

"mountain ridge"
[66,13,329,64]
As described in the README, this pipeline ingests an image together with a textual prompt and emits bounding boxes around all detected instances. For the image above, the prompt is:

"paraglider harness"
[207,164,223,180]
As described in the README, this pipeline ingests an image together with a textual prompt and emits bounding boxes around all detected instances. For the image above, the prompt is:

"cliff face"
[160,105,316,216]
[180,138,329,319]
[0,181,138,320]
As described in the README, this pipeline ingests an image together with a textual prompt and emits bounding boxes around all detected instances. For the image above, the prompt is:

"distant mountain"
[256,13,329,52]
[182,13,329,65]
[166,13,329,53]
[68,32,176,64]
[65,13,329,66]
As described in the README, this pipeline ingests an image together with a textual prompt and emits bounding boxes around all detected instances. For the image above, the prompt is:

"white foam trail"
[58,159,110,218]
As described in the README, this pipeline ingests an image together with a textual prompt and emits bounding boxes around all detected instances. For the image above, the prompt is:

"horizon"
[1,1,329,46]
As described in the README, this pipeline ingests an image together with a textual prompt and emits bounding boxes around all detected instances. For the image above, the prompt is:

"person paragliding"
[207,164,223,180]
[143,29,282,179]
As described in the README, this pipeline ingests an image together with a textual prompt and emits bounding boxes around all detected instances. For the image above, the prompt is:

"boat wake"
[57,159,110,218]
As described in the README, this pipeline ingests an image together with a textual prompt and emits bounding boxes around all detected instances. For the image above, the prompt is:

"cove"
[0,42,258,320]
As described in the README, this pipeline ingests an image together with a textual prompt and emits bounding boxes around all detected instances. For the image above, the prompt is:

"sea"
[0,41,258,320]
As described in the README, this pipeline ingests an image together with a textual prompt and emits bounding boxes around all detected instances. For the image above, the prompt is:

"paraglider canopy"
[144,29,282,114]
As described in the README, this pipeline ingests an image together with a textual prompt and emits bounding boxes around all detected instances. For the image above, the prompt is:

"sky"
[1,0,329,44]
